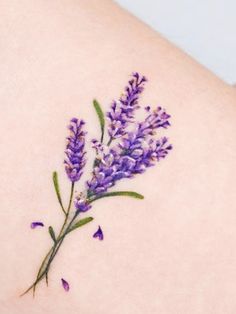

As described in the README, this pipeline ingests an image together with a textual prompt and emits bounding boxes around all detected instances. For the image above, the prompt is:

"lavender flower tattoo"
[22,73,172,296]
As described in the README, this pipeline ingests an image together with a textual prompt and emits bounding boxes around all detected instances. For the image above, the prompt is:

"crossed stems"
[21,130,143,296]
[21,182,96,296]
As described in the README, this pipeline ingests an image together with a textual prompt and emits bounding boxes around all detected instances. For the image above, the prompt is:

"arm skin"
[0,1,236,313]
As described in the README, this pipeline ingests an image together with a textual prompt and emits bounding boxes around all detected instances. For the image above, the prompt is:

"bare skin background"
[0,1,236,313]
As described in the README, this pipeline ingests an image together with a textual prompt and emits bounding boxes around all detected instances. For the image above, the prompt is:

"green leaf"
[93,99,105,143]
[52,171,66,215]
[88,191,144,203]
[48,226,56,243]
[69,217,94,233]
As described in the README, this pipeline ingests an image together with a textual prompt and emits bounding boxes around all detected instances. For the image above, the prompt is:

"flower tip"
[132,72,147,83]
[61,278,70,292]
[93,225,104,241]
[144,106,151,112]
[70,117,78,123]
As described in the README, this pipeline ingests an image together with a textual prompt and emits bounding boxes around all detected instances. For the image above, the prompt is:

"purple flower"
[74,195,92,213]
[61,278,70,292]
[135,106,171,137]
[144,106,151,112]
[87,106,172,196]
[64,118,87,182]
[121,136,173,173]
[86,149,120,195]
[93,226,104,240]
[107,72,147,139]
[91,139,106,155]
[31,221,44,229]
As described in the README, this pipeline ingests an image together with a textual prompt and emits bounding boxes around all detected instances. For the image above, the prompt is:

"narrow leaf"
[89,191,144,203]
[52,171,66,214]
[48,226,56,243]
[69,217,94,233]
[93,99,105,143]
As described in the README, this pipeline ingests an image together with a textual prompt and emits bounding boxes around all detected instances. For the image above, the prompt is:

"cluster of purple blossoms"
[107,72,147,139]
[66,73,172,211]
[28,73,172,296]
[86,106,172,196]
[64,118,86,182]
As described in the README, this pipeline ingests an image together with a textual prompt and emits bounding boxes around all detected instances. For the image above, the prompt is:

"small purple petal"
[30,221,44,229]
[61,278,70,292]
[93,226,104,241]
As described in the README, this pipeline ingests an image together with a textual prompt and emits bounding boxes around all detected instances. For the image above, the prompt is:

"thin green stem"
[21,182,76,296]
[88,191,144,203]
[43,213,78,274]
[107,137,113,146]
[44,182,75,281]
[60,205,66,215]
[67,182,75,215]
[53,171,66,215]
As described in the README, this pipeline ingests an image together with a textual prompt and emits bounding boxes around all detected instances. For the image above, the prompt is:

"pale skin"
[0,1,236,313]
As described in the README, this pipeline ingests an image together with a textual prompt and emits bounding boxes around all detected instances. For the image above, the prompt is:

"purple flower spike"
[64,118,87,182]
[61,278,70,292]
[93,226,104,240]
[31,221,44,229]
[107,72,147,139]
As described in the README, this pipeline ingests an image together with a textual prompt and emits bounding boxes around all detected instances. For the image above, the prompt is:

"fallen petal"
[61,278,70,292]
[30,221,44,229]
[93,226,104,241]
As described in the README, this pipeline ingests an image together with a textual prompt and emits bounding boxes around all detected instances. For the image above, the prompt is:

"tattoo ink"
[21,73,172,296]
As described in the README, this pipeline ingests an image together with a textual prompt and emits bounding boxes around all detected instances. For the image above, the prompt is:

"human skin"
[0,1,236,313]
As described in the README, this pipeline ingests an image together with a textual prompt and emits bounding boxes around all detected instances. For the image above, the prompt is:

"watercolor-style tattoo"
[22,72,172,296]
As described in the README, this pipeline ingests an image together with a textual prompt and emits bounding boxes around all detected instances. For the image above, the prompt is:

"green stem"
[21,212,78,297]
[44,182,75,280]
[43,213,78,275]
[67,182,75,215]
[53,171,66,215]
[107,137,113,146]
[21,182,76,296]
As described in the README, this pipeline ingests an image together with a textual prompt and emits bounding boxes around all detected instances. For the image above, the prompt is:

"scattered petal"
[31,221,44,229]
[93,226,104,241]
[61,278,70,292]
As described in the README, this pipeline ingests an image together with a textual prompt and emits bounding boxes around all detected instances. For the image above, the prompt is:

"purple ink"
[64,118,87,182]
[23,72,173,296]
[107,72,147,139]
[74,196,92,213]
[93,226,104,240]
[30,221,44,229]
[61,278,70,292]
[87,105,172,196]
